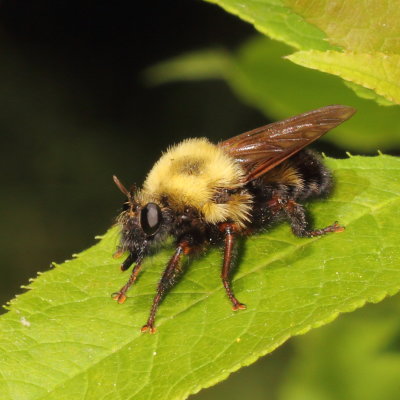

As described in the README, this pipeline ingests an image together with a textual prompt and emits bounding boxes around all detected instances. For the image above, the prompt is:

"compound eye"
[140,203,162,236]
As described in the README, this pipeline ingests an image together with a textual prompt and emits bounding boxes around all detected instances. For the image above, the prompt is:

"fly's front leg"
[141,240,191,334]
[219,223,246,311]
[112,263,143,304]
[112,253,144,304]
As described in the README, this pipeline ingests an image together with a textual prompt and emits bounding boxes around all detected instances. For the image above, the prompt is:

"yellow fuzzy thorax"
[139,138,252,226]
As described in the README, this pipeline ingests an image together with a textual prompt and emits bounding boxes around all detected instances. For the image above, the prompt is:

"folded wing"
[219,105,356,183]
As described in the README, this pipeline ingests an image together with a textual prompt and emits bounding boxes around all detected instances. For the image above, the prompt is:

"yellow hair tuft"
[140,138,251,225]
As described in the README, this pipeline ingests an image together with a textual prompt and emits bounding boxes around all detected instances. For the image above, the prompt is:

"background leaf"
[285,0,400,53]
[343,82,396,107]
[204,0,335,51]
[205,0,400,105]
[146,38,400,152]
[287,50,400,105]
[279,295,400,400]
[1,154,400,400]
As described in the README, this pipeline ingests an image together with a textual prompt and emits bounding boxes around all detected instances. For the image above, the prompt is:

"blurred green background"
[1,1,400,399]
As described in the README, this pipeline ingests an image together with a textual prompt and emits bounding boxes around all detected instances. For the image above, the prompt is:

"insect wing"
[219,105,356,183]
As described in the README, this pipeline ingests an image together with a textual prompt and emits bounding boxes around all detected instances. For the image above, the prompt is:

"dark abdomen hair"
[244,149,333,231]
[289,149,332,201]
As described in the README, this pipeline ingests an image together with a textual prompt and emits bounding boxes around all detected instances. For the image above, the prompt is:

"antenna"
[113,175,131,198]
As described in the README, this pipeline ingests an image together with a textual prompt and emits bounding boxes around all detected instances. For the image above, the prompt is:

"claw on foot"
[332,222,345,233]
[232,303,247,311]
[141,324,157,334]
[112,292,127,304]
[113,250,124,259]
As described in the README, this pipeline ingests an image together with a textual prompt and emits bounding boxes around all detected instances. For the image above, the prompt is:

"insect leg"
[141,242,189,334]
[220,224,246,311]
[119,251,136,271]
[112,257,143,304]
[283,199,344,238]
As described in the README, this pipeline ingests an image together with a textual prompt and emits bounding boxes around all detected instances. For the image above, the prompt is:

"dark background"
[0,0,267,307]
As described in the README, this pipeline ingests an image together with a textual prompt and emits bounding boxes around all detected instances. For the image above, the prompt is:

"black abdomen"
[245,149,332,230]
[289,149,332,200]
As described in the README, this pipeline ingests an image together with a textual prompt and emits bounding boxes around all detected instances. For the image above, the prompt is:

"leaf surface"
[204,0,334,51]
[288,50,400,105]
[286,0,400,53]
[1,155,400,400]
[204,0,400,105]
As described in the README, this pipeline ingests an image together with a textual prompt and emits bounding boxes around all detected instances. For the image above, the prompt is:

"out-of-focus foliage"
[287,50,400,105]
[146,38,400,152]
[280,295,400,400]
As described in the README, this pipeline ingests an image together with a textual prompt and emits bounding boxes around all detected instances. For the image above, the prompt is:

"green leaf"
[194,296,400,400]
[146,38,400,151]
[204,0,335,51]
[285,0,400,54]
[1,154,400,400]
[144,49,231,85]
[287,50,400,106]
[279,295,400,400]
[204,0,400,105]
[343,81,396,107]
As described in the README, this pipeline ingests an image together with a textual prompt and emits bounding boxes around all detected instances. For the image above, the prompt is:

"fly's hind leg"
[219,223,246,311]
[282,199,344,238]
